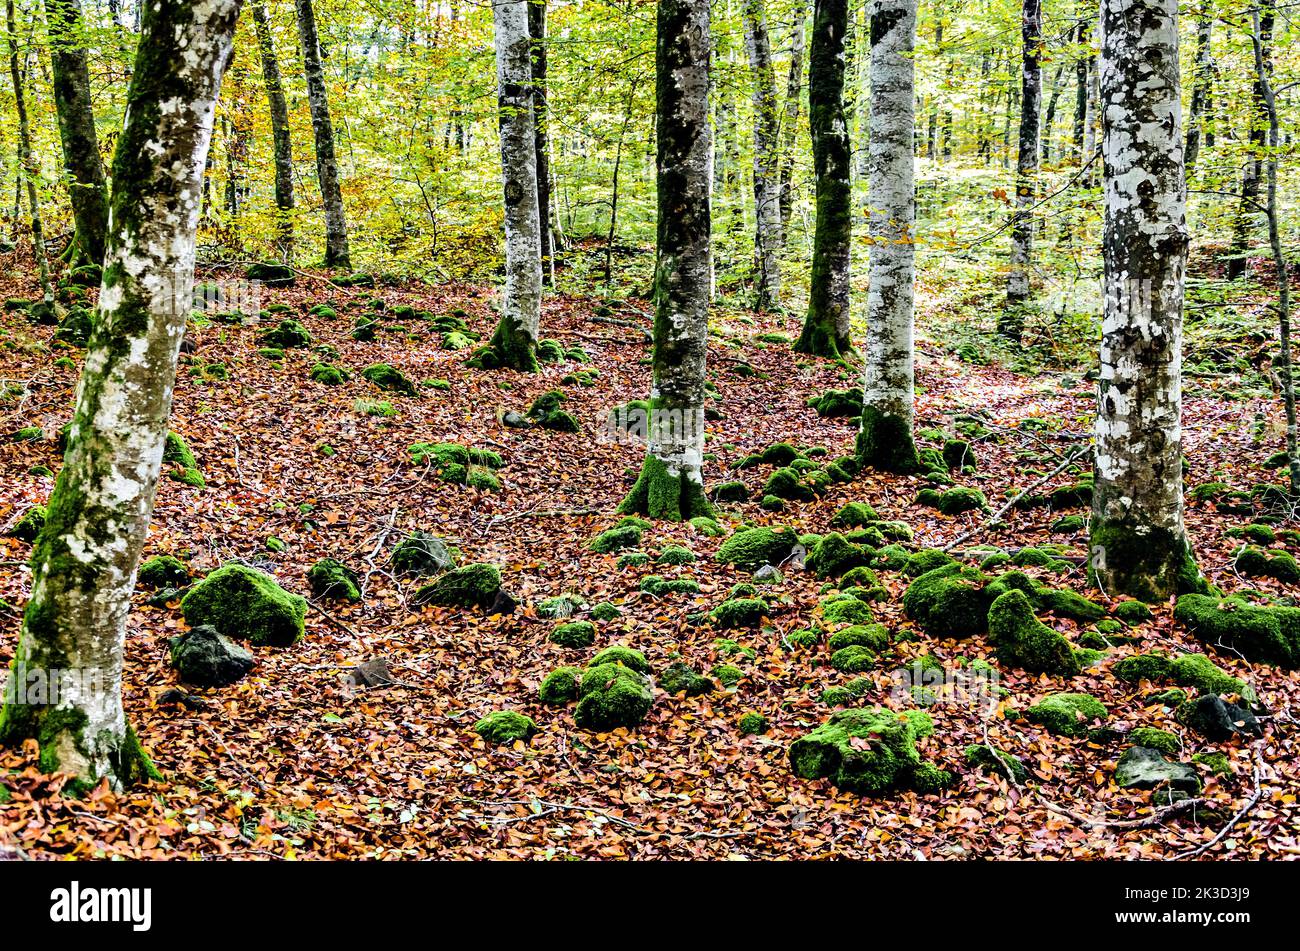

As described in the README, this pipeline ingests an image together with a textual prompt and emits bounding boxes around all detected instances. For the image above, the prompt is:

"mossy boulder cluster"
[916,486,989,515]
[1113,651,1252,699]
[789,709,951,795]
[361,363,419,396]
[137,555,191,589]
[716,525,801,571]
[1173,593,1300,668]
[257,318,312,349]
[538,647,655,731]
[527,389,581,432]
[409,441,504,491]
[181,564,307,647]
[474,711,538,746]
[307,559,362,601]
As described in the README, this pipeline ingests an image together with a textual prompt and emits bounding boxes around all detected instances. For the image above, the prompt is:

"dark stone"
[1177,694,1262,742]
[169,625,255,687]
[344,658,395,689]
[1115,746,1202,796]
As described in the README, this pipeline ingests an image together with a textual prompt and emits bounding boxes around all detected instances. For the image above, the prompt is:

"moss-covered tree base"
[467,316,539,372]
[793,319,850,361]
[618,455,713,522]
[855,407,920,473]
[0,703,160,792]
[1089,519,1211,603]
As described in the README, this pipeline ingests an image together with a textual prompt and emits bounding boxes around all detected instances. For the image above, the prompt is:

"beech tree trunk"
[484,0,542,371]
[1001,0,1041,335]
[528,0,554,286]
[0,0,241,790]
[742,0,781,309]
[795,0,851,359]
[7,0,51,300]
[253,2,294,261]
[1090,0,1204,602]
[857,0,919,474]
[1184,13,1211,176]
[44,0,109,266]
[1227,1,1272,281]
[777,4,806,244]
[295,0,350,268]
[619,0,712,521]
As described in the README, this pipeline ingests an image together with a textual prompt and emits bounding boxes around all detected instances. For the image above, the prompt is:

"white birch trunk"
[0,0,241,789]
[1090,0,1203,601]
[856,0,919,473]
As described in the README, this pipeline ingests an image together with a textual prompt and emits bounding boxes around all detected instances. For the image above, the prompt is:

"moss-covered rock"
[711,663,745,686]
[589,601,621,621]
[1114,600,1154,625]
[527,389,581,432]
[309,362,349,385]
[917,486,989,515]
[474,711,538,745]
[258,318,311,348]
[902,564,993,637]
[181,564,307,647]
[763,466,815,502]
[736,441,804,468]
[412,563,502,609]
[574,663,654,730]
[1025,693,1107,737]
[807,387,862,418]
[788,708,945,795]
[307,559,361,601]
[246,261,295,286]
[830,645,876,673]
[1192,751,1232,776]
[137,554,190,589]
[716,525,800,570]
[1114,653,1174,684]
[660,661,714,696]
[987,589,1081,675]
[827,623,890,653]
[656,545,696,565]
[820,594,874,627]
[163,431,204,487]
[168,624,255,687]
[591,645,650,673]
[539,666,582,705]
[711,597,770,628]
[390,531,456,576]
[1175,694,1262,741]
[831,501,879,528]
[1128,727,1181,756]
[1114,746,1201,797]
[738,712,768,735]
[640,575,701,596]
[1173,593,1300,668]
[712,480,749,503]
[903,548,956,578]
[589,524,643,554]
[550,620,596,648]
[1233,545,1300,583]
[690,516,725,537]
[805,532,873,578]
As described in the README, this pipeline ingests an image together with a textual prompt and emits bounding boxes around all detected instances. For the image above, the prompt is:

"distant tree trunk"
[253,2,294,262]
[482,0,541,371]
[7,0,51,301]
[1072,16,1087,153]
[1081,41,1098,182]
[1001,0,1041,335]
[619,0,712,521]
[1252,9,1299,495]
[43,0,108,266]
[1090,0,1204,602]
[1227,1,1272,280]
[857,0,919,474]
[1184,12,1211,177]
[1041,61,1064,162]
[528,0,553,286]
[295,0,350,268]
[777,4,806,244]
[0,0,240,790]
[742,0,781,309]
[795,0,850,359]
[926,19,941,158]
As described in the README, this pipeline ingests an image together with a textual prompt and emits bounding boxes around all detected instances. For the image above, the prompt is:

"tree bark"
[482,0,541,371]
[1001,0,1041,334]
[7,0,51,300]
[1252,9,1299,495]
[742,0,781,309]
[0,0,241,790]
[856,0,919,474]
[43,0,109,266]
[1227,1,1272,281]
[619,0,712,521]
[295,0,350,268]
[252,2,294,262]
[528,0,553,286]
[777,4,806,244]
[1183,12,1211,177]
[1090,0,1204,602]
[795,0,851,359]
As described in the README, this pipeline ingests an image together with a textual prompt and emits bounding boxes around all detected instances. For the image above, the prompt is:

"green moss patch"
[181,564,307,647]
[789,708,948,795]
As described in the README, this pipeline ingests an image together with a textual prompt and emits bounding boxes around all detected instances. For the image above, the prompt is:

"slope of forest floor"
[0,263,1297,860]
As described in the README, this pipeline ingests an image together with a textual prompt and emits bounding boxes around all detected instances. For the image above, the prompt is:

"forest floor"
[0,262,1297,860]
